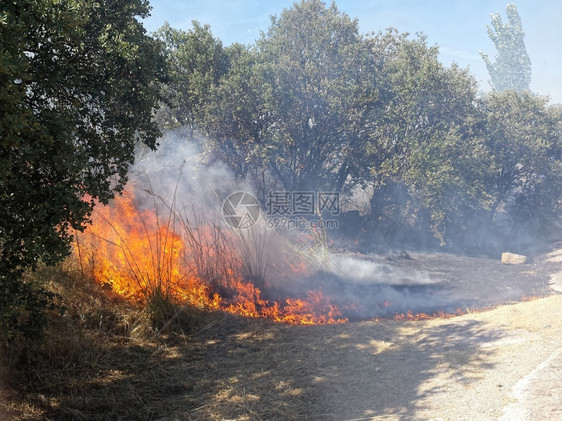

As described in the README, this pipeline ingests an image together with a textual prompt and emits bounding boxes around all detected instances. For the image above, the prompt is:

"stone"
[501,252,527,265]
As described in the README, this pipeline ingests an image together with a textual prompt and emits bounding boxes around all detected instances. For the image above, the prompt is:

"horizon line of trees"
[156,0,561,250]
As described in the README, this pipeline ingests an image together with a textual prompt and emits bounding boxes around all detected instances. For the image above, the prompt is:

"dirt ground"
[177,294,562,421]
[2,250,562,420]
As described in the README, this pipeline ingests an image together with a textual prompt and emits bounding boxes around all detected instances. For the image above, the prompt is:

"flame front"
[74,190,347,325]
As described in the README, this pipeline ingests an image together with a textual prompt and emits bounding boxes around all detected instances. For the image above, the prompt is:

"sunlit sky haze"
[143,0,562,103]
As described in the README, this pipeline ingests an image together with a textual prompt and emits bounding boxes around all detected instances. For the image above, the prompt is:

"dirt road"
[168,290,562,420]
[182,248,562,420]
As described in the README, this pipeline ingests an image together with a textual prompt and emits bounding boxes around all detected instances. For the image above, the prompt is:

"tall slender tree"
[480,3,532,92]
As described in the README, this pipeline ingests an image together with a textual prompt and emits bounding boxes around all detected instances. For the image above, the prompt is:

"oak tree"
[0,0,165,344]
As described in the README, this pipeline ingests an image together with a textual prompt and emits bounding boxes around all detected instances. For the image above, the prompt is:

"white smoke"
[328,254,436,286]
[130,128,251,214]
[123,128,459,319]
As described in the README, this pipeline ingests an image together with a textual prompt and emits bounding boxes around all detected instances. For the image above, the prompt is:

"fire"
[73,189,473,325]
[521,296,540,302]
[73,190,347,325]
[391,308,466,321]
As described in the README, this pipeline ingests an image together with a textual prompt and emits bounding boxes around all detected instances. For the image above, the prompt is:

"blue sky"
[143,1,562,103]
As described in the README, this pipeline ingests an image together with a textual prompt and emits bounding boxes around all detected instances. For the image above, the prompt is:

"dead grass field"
[1,262,561,420]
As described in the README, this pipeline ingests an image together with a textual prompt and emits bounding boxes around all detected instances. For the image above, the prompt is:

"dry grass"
[0,187,349,416]
[3,191,561,420]
[1,258,561,420]
[0,261,234,420]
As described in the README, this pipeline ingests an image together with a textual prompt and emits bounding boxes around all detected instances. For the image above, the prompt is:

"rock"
[501,252,527,265]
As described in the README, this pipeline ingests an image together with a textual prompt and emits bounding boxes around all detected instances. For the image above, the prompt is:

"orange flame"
[391,308,466,321]
[73,190,347,325]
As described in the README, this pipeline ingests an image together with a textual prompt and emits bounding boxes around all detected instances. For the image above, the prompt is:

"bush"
[0,270,61,366]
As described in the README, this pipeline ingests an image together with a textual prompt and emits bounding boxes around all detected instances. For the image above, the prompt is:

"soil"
[183,281,562,420]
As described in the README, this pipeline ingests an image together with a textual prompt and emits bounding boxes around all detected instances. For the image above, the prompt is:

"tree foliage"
[158,0,382,198]
[364,34,491,243]
[480,3,531,92]
[156,21,229,131]
[482,91,561,231]
[160,0,560,250]
[252,0,378,193]
[0,0,165,346]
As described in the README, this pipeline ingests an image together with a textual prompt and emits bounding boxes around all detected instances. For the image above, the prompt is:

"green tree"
[158,1,559,249]
[482,91,561,236]
[155,21,229,132]
[365,34,491,244]
[251,0,380,193]
[0,0,165,346]
[155,23,268,193]
[202,42,270,196]
[480,3,531,92]
[160,1,385,199]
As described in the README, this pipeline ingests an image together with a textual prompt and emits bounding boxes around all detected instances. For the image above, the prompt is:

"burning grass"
[71,187,486,326]
[73,188,348,325]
